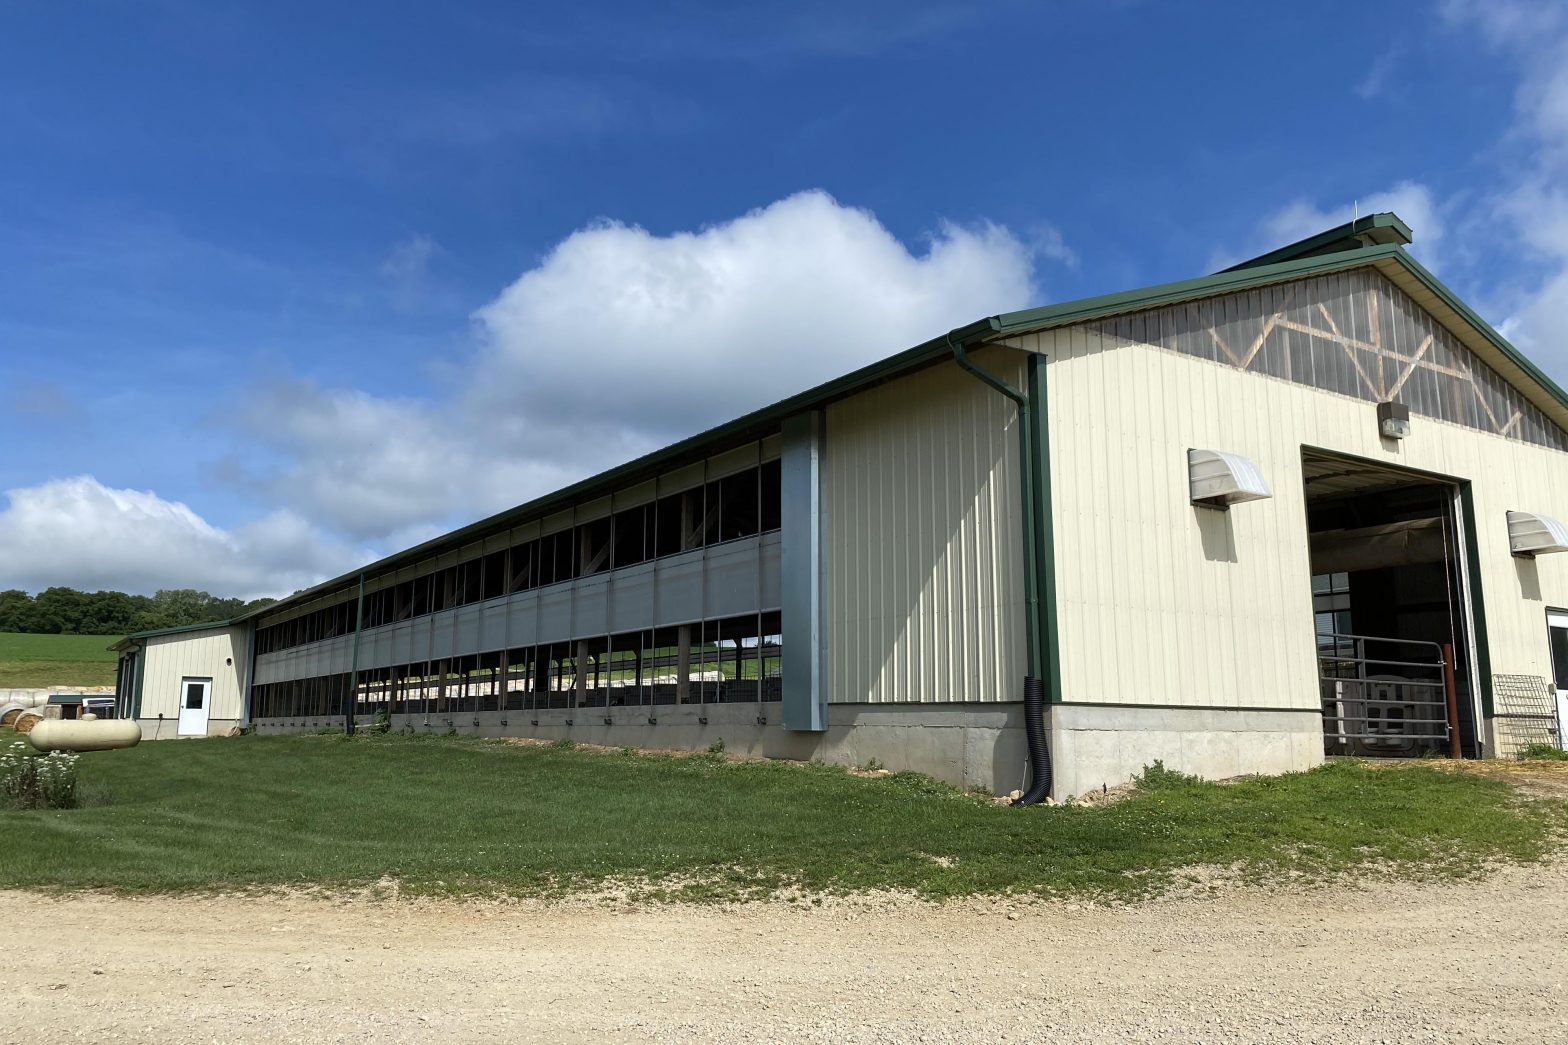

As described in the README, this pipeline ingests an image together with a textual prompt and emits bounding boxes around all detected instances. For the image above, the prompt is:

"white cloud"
[0,476,366,599]
[472,191,1035,436]
[1355,47,1401,100]
[10,192,1047,594]
[1439,3,1568,367]
[238,190,1044,542]
[380,233,440,283]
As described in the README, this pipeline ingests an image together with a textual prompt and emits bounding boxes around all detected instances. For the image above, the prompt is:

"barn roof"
[229,213,1568,625]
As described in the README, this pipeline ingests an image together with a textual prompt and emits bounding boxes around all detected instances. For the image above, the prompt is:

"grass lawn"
[1,733,1564,901]
[0,632,120,689]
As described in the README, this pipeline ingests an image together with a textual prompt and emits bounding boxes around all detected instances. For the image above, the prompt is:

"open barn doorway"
[1303,449,1481,758]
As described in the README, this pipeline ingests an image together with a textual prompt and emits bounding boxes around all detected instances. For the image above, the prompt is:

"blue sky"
[3,0,1567,597]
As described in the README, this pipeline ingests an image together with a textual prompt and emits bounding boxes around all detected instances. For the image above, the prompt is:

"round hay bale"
[13,711,43,735]
[0,703,25,728]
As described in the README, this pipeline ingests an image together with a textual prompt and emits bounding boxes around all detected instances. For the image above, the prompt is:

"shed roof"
[109,619,235,652]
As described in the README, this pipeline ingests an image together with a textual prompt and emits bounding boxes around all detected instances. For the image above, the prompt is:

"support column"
[574,640,589,705]
[781,410,827,731]
[676,625,692,702]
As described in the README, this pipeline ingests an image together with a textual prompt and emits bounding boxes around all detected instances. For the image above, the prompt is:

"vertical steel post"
[346,572,365,736]
[1442,641,1462,759]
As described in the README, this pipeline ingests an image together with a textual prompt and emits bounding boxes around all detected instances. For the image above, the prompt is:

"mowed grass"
[0,632,119,689]
[1,733,1563,901]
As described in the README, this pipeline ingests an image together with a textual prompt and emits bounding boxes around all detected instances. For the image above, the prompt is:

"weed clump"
[1132,759,1203,792]
[1518,742,1568,762]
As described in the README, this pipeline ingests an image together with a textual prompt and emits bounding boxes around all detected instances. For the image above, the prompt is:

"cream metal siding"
[140,626,246,723]
[822,348,1026,704]
[1013,324,1568,719]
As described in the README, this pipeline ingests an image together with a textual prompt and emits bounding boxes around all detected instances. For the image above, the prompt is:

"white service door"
[177,677,212,737]
[1548,613,1568,750]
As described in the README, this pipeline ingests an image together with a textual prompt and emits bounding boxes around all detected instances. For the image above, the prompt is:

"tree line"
[0,587,279,637]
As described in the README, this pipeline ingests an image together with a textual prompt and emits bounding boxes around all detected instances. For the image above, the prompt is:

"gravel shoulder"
[4,856,1567,1045]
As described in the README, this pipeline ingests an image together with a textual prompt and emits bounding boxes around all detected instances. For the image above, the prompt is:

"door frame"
[177,676,213,737]
[1546,609,1568,750]
[1299,447,1486,757]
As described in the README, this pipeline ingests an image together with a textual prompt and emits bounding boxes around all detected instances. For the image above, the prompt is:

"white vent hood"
[1507,510,1568,557]
[1188,449,1272,508]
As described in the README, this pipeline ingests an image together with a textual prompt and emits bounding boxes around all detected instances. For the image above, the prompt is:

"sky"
[3,0,1568,599]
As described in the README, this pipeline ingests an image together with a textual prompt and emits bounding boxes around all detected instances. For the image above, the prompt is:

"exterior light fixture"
[1377,400,1411,440]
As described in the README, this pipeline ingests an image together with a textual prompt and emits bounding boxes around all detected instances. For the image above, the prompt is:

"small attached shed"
[110,622,248,738]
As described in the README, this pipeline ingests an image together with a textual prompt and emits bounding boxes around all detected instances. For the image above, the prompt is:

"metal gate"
[1319,634,1456,756]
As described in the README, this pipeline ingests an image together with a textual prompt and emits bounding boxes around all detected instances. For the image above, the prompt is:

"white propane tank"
[27,719,141,753]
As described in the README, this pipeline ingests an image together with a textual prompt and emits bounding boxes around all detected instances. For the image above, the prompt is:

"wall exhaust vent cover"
[1188,449,1272,508]
[1507,510,1568,557]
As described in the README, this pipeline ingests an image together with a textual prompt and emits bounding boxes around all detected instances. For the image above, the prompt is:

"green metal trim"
[987,244,1405,336]
[948,335,1042,680]
[109,618,235,651]
[131,648,146,721]
[234,323,998,625]
[1394,251,1568,414]
[1458,482,1496,719]
[234,229,1568,631]
[346,572,365,732]
[1220,212,1413,272]
[1027,353,1063,705]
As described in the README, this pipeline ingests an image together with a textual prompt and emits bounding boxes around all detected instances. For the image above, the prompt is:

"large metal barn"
[112,214,1568,799]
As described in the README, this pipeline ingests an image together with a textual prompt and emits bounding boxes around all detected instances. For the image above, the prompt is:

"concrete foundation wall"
[250,700,1325,798]
[1050,704,1325,799]
[255,702,1030,794]
[135,717,241,739]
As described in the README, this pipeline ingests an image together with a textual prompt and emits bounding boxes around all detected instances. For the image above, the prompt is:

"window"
[482,550,508,600]
[712,468,760,542]
[578,516,612,576]
[510,540,537,592]
[760,458,782,532]
[612,504,649,568]
[459,558,482,606]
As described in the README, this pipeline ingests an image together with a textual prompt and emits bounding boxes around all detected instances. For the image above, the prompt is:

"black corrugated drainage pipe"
[947,331,1053,805]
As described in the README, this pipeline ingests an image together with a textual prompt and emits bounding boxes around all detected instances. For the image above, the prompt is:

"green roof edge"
[1394,250,1568,412]
[235,239,1567,627]
[988,243,1404,334]
[1219,212,1413,273]
[110,618,234,651]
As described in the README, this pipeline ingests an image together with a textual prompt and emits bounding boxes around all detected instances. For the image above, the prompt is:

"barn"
[110,214,1568,799]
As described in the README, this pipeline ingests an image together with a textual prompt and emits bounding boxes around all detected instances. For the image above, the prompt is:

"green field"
[0,632,120,689]
[2,732,1563,900]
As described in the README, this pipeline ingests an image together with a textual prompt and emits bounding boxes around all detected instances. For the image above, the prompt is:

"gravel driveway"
[3,853,1566,1044]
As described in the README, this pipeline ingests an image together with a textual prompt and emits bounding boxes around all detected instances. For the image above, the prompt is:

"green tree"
[33,587,89,634]
[80,590,139,635]
[0,589,35,632]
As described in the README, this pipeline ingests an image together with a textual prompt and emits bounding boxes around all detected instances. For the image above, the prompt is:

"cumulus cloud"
[472,191,1035,435]
[0,476,366,599]
[10,192,1045,593]
[1430,3,1568,368]
[238,190,1043,541]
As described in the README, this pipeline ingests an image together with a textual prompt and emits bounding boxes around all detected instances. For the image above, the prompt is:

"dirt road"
[4,858,1566,1045]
